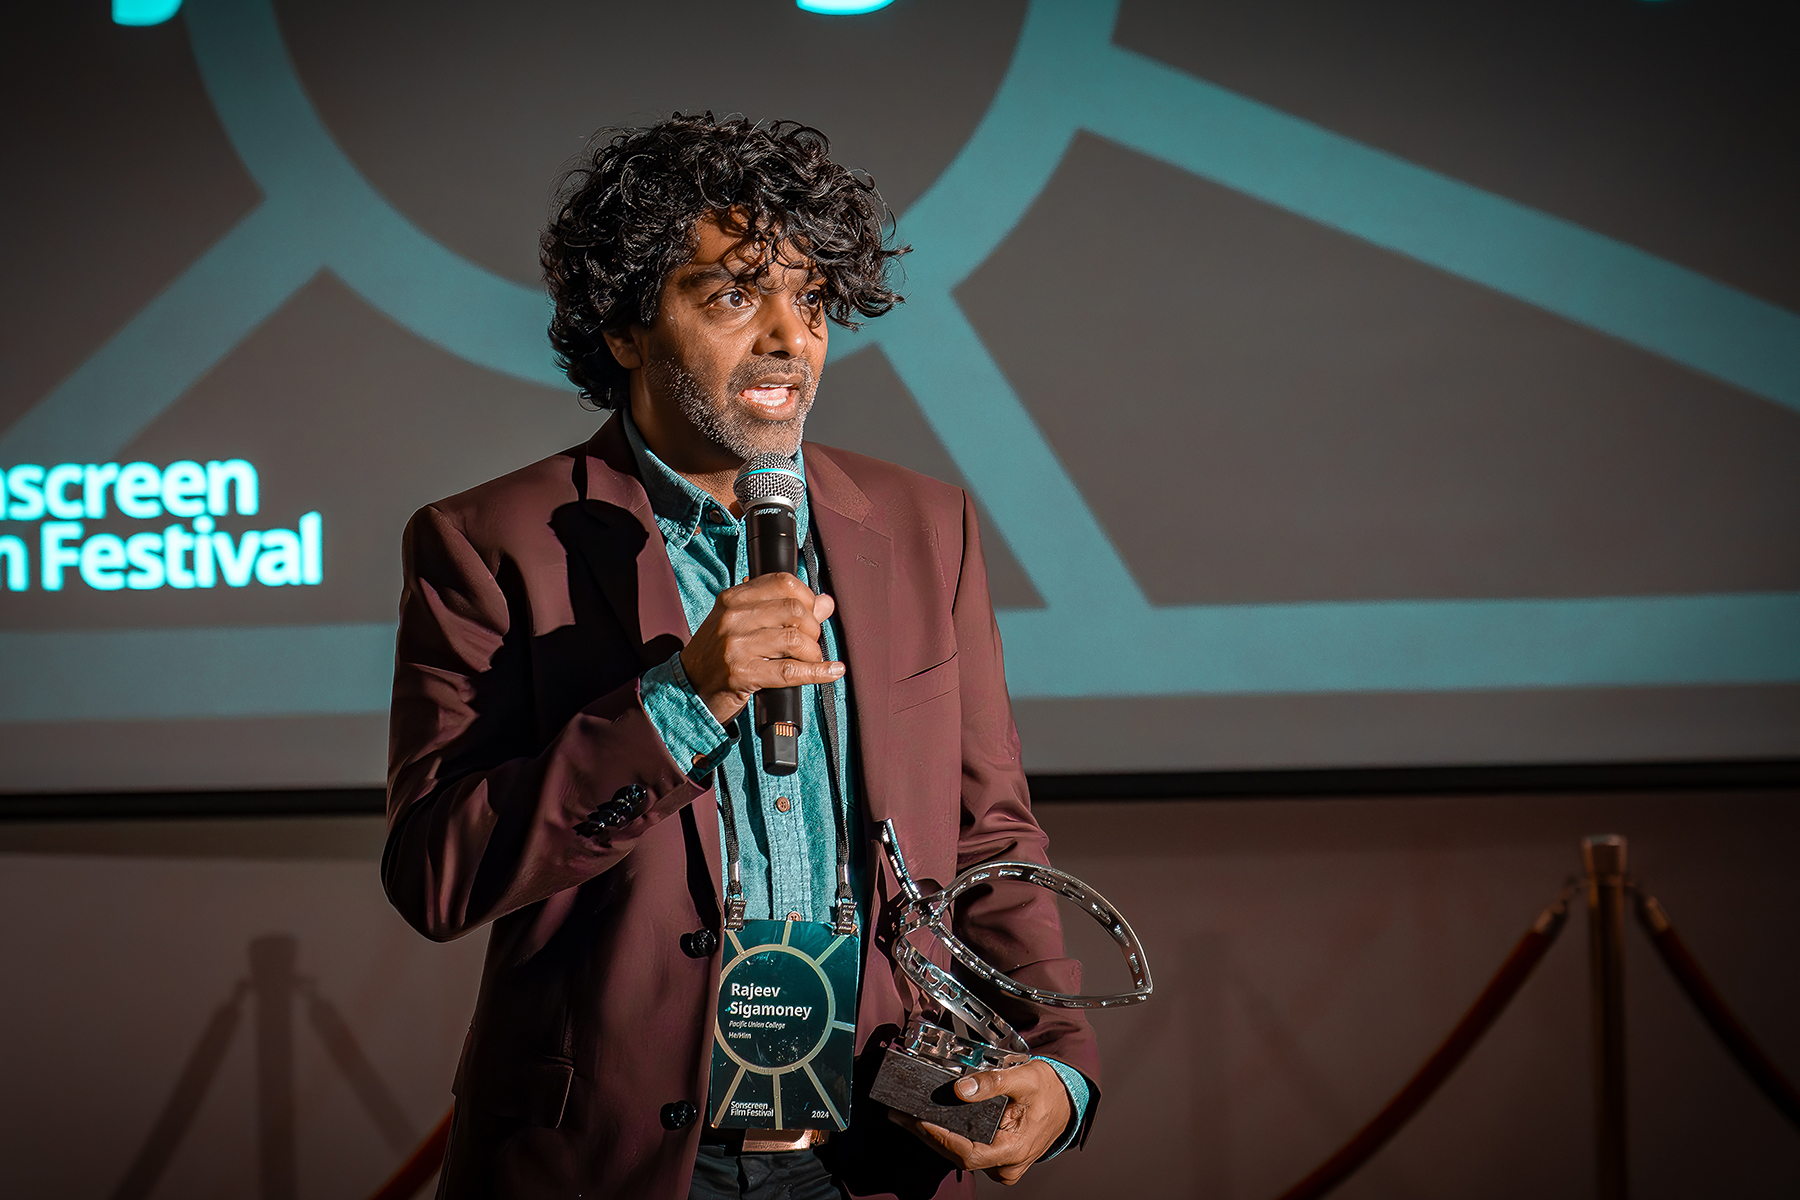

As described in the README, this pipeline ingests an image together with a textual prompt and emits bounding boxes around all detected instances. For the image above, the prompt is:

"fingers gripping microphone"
[734,454,808,775]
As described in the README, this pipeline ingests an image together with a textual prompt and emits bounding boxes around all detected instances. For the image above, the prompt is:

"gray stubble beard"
[647,358,817,463]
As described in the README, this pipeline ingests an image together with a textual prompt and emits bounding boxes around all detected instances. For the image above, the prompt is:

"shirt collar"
[619,407,809,549]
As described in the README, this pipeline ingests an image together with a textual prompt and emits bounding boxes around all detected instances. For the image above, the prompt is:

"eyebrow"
[678,263,740,292]
[678,261,825,294]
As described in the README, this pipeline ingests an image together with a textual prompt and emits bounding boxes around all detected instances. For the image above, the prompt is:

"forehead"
[678,210,816,283]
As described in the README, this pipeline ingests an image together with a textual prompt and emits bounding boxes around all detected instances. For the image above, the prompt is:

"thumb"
[954,1070,1002,1102]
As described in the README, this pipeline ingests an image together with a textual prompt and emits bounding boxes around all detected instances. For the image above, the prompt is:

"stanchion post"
[249,935,299,1200]
[1582,835,1629,1200]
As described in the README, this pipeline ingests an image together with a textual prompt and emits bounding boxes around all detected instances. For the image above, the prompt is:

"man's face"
[608,211,829,468]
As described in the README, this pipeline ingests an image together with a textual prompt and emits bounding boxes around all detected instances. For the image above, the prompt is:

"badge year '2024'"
[708,919,859,1131]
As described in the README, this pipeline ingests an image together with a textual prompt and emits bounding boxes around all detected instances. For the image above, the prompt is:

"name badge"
[707,919,859,1131]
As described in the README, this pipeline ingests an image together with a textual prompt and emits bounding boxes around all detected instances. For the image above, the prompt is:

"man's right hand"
[679,573,845,724]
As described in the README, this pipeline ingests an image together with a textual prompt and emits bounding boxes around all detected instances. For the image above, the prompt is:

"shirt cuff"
[1032,1056,1093,1161]
[640,652,735,779]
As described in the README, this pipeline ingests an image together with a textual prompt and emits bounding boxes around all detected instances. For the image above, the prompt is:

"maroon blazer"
[384,416,1097,1200]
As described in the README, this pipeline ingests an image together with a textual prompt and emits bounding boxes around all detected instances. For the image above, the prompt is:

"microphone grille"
[733,454,805,507]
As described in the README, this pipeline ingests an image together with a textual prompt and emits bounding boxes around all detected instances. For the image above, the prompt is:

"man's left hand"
[887,1060,1072,1186]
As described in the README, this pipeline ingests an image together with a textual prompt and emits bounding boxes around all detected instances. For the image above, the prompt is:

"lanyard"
[717,526,857,937]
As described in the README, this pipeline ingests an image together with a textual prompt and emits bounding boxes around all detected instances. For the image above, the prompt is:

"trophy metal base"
[869,1048,1009,1144]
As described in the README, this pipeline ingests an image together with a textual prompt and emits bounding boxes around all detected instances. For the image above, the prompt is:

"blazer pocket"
[463,1055,574,1128]
[891,653,959,714]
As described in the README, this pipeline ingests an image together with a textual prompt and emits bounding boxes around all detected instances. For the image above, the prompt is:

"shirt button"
[786,912,803,923]
[692,753,707,768]
[774,795,791,814]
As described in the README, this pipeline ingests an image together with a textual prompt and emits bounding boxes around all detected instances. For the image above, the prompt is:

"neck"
[627,394,745,516]
[682,468,744,518]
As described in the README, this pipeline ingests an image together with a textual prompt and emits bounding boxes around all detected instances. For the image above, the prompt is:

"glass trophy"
[868,820,1154,1143]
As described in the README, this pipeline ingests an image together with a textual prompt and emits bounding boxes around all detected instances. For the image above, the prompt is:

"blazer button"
[661,1100,698,1130]
[681,929,719,959]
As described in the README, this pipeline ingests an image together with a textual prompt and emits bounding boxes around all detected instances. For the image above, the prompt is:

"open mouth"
[738,383,801,418]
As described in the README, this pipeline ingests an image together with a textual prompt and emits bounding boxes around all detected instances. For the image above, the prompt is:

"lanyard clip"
[832,898,859,937]
[725,863,746,932]
[833,861,859,936]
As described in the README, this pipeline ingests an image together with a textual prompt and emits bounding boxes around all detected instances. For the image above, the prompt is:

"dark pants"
[688,1143,846,1200]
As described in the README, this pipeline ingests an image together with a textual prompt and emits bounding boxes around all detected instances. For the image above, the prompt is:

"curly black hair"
[541,113,907,406]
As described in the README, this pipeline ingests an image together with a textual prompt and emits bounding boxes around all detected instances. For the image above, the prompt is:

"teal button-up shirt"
[625,413,859,927]
[623,411,1090,1149]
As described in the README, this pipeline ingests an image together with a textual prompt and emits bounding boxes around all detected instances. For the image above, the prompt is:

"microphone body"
[746,496,801,774]
[733,454,810,776]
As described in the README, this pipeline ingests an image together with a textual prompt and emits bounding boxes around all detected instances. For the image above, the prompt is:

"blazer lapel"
[555,417,691,670]
[805,446,895,823]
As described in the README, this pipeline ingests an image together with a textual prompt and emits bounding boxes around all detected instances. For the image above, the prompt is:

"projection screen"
[3,0,1797,793]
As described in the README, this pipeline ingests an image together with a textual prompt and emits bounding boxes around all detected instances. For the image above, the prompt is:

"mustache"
[727,358,815,396]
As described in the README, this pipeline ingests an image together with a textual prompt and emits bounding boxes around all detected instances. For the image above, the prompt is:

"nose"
[751,292,813,359]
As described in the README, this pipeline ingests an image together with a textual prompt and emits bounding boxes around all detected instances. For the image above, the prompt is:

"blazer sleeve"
[382,503,705,942]
[946,493,1102,1098]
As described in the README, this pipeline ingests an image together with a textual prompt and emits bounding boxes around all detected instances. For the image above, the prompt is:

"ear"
[602,327,644,370]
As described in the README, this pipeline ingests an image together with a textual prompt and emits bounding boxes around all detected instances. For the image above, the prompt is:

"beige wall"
[1,790,1795,1198]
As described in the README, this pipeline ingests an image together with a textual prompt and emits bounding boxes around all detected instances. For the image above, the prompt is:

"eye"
[799,287,824,309]
[718,288,750,309]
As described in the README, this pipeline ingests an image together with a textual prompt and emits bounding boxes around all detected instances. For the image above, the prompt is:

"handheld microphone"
[733,454,808,775]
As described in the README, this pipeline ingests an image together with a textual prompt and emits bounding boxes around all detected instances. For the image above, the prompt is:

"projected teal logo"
[113,0,182,27]
[112,0,895,22]
[7,0,1798,724]
[797,0,897,12]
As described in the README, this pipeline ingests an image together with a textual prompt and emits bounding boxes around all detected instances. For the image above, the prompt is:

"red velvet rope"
[365,1108,453,1200]
[1634,890,1800,1131]
[1272,889,1573,1200]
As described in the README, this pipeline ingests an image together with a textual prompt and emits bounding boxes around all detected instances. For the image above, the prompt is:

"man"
[384,114,1097,1199]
